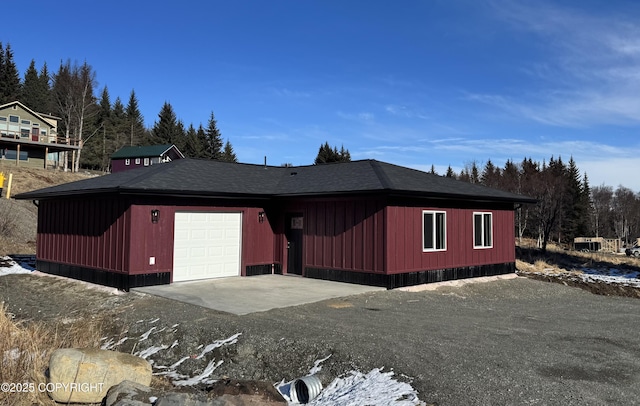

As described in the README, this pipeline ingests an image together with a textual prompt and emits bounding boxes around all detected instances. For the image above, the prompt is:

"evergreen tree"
[152,102,181,145]
[445,165,455,178]
[314,142,351,164]
[125,90,145,146]
[80,87,111,170]
[21,60,41,109]
[429,164,437,175]
[221,139,238,163]
[204,111,223,159]
[562,157,590,242]
[470,162,480,184]
[182,124,203,158]
[195,125,208,158]
[481,159,501,188]
[1,44,21,103]
[38,62,52,113]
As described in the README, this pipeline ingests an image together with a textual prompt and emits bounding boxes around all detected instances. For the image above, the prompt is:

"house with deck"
[16,159,535,290]
[0,101,80,169]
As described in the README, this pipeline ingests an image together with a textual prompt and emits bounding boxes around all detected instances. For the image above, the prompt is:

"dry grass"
[0,304,104,406]
[516,238,640,275]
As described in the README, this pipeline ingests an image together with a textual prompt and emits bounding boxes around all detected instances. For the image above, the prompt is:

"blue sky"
[5,0,640,191]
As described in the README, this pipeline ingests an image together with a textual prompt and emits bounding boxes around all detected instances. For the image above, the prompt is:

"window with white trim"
[125,159,130,166]
[423,210,446,251]
[143,157,149,166]
[135,158,141,165]
[474,212,493,248]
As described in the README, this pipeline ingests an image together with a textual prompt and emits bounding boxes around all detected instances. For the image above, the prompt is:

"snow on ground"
[0,256,33,276]
[523,265,640,288]
[580,268,640,288]
[277,356,425,406]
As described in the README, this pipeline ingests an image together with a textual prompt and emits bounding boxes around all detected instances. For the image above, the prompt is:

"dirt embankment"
[0,165,97,255]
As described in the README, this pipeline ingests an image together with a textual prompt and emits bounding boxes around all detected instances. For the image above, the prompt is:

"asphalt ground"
[2,273,639,405]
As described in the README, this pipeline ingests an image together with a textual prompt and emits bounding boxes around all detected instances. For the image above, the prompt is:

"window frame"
[473,212,493,249]
[135,158,141,165]
[143,157,150,166]
[125,158,130,166]
[422,210,447,252]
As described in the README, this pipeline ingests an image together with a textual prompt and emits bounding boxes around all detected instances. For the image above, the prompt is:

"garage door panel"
[173,212,242,282]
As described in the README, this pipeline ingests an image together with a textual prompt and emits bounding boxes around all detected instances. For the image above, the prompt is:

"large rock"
[104,379,287,406]
[104,380,156,406]
[48,348,151,403]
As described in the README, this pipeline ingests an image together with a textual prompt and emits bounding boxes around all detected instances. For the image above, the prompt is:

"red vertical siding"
[37,197,131,274]
[303,198,386,273]
[385,205,515,274]
[126,204,276,276]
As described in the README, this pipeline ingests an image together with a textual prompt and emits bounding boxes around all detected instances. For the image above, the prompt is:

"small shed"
[110,144,184,173]
[16,159,536,290]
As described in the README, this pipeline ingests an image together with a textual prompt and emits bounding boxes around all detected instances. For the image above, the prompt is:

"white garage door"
[173,212,242,282]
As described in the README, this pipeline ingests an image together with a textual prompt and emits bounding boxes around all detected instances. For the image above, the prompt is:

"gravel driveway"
[2,273,639,405]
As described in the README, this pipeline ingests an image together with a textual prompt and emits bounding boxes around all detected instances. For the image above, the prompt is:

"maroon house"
[15,159,535,290]
[110,144,184,173]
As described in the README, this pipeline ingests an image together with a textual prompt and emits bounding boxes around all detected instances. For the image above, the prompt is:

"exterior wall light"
[258,211,265,223]
[151,209,160,223]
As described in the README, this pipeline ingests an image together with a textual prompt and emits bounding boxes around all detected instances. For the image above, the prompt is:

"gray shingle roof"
[110,144,180,159]
[14,159,536,204]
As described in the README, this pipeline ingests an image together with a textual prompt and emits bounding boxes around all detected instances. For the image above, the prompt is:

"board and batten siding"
[37,197,131,273]
[127,204,276,277]
[303,198,385,273]
[385,205,515,274]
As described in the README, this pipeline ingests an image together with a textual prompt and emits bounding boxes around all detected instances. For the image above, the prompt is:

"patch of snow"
[149,317,160,323]
[580,268,640,287]
[171,359,224,386]
[307,368,424,406]
[149,397,158,403]
[309,354,332,375]
[195,333,242,359]
[136,345,168,359]
[526,266,640,289]
[139,326,157,340]
[0,256,32,276]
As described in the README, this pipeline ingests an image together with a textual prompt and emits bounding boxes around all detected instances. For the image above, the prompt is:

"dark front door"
[285,213,304,275]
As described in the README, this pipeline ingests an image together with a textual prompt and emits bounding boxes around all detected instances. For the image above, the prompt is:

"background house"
[110,144,184,173]
[0,101,80,169]
[16,159,535,290]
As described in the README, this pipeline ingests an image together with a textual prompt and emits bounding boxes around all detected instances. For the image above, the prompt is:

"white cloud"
[471,1,640,127]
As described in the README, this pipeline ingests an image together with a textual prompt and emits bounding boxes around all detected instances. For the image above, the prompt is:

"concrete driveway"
[132,274,385,315]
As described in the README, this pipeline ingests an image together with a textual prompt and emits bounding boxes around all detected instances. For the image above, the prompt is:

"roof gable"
[110,144,184,159]
[15,159,536,204]
[0,101,57,129]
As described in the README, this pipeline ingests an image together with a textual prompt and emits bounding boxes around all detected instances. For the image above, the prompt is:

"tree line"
[438,157,640,251]
[0,42,237,172]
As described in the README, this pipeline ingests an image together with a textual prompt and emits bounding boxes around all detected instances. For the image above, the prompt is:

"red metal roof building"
[16,159,535,290]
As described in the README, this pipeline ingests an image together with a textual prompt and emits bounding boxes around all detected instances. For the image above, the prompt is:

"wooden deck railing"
[0,130,80,146]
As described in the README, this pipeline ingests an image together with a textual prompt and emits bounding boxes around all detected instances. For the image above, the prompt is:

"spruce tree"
[204,111,223,159]
[314,142,351,164]
[183,124,203,158]
[152,102,181,145]
[35,62,53,114]
[1,44,21,103]
[221,139,238,163]
[445,165,456,178]
[21,60,40,108]
[125,90,145,146]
